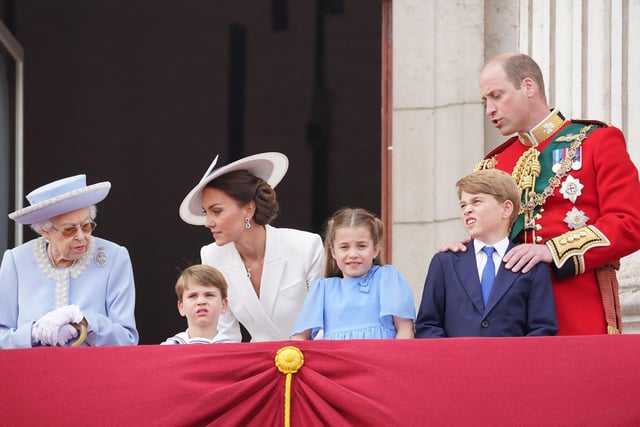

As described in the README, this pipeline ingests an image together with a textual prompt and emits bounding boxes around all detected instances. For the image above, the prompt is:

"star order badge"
[564,207,590,229]
[559,174,584,203]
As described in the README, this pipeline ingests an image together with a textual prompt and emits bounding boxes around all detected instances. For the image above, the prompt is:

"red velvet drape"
[2,336,639,426]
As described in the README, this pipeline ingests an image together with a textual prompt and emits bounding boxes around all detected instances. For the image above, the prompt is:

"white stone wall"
[392,0,640,332]
[392,0,486,301]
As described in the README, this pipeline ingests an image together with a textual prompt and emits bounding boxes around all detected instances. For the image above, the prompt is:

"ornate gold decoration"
[513,125,593,239]
[546,225,610,268]
[275,346,305,427]
[511,147,541,230]
[474,157,497,171]
[517,108,567,147]
[474,123,594,243]
[527,125,592,208]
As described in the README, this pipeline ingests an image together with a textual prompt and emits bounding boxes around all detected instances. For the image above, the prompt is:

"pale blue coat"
[0,236,138,348]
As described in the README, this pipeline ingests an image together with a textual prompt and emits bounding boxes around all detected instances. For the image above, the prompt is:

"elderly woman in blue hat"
[179,152,324,342]
[0,175,138,348]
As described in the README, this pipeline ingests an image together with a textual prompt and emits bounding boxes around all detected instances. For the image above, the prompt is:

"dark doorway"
[11,0,381,343]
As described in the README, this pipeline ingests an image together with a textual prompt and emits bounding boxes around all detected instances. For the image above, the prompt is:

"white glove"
[31,323,41,347]
[57,324,79,346]
[33,320,59,347]
[34,305,84,346]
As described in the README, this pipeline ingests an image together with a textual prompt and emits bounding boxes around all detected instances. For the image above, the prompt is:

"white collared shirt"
[473,237,509,281]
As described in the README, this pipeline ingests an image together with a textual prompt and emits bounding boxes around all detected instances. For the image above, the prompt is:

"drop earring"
[245,217,251,229]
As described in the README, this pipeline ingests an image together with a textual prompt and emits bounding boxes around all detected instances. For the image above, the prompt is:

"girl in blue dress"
[291,208,415,340]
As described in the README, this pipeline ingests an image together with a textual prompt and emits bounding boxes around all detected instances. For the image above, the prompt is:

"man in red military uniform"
[472,52,640,335]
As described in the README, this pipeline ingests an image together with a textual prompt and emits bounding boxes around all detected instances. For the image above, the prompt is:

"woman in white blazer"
[179,152,324,342]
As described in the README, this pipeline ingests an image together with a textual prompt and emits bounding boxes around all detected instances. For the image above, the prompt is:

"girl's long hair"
[323,207,385,277]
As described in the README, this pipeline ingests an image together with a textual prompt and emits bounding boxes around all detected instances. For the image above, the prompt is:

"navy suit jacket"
[415,241,558,337]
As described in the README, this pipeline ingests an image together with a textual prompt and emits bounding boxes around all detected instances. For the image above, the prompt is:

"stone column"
[391,0,487,302]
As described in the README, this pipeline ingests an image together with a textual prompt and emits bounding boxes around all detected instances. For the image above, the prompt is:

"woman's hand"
[33,305,84,346]
[56,324,80,346]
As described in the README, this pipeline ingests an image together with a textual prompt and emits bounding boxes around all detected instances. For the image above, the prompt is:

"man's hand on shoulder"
[503,243,552,273]
[438,238,471,253]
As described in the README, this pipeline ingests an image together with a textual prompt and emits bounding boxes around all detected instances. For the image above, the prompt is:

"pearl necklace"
[34,237,93,308]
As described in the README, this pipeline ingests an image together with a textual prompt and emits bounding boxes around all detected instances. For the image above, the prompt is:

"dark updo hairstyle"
[323,207,385,278]
[206,169,279,225]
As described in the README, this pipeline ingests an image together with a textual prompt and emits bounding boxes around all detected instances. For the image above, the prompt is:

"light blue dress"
[291,265,415,340]
[0,236,138,348]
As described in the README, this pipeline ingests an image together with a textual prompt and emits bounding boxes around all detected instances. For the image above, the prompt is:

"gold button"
[535,236,542,243]
[535,224,542,231]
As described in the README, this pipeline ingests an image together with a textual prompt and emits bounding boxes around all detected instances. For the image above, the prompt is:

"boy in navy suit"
[415,169,557,337]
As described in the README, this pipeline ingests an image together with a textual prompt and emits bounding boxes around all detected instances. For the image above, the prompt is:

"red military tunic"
[478,109,640,335]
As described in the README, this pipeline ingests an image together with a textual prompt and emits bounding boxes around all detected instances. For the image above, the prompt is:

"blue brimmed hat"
[9,174,111,225]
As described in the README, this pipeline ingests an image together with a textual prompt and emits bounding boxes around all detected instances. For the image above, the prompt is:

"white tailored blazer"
[200,224,324,342]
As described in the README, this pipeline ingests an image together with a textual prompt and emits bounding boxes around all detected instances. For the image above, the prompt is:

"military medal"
[572,146,582,170]
[552,148,563,173]
[564,207,589,229]
[559,175,584,203]
[552,146,583,173]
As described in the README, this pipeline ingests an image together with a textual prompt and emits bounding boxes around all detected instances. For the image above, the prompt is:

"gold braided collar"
[517,108,567,147]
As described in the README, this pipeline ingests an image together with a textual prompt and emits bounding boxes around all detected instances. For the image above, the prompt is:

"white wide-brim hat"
[179,152,289,225]
[9,174,111,225]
